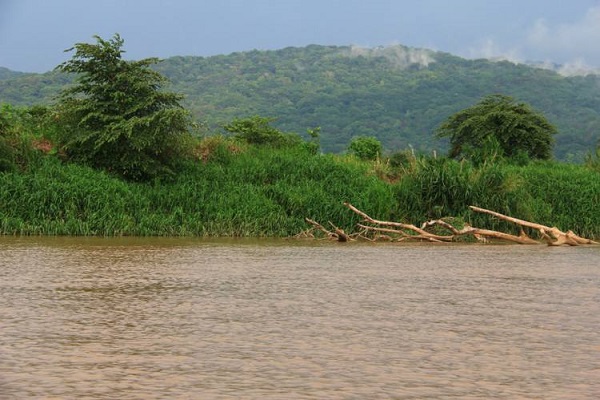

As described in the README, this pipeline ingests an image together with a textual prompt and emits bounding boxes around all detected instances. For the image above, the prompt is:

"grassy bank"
[0,141,599,238]
[0,145,393,236]
[392,157,600,238]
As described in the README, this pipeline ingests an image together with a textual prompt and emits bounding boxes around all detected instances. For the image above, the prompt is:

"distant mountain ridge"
[0,67,28,81]
[1,44,599,160]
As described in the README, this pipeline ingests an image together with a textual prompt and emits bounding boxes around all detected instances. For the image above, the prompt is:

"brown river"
[1,237,599,399]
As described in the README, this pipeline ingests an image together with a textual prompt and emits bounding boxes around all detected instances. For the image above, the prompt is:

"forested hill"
[0,67,28,80]
[1,44,600,160]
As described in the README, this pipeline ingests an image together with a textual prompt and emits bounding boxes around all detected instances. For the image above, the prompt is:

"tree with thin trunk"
[55,34,193,181]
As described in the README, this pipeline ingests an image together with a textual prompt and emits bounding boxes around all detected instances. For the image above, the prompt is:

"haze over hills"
[0,67,27,81]
[1,44,599,160]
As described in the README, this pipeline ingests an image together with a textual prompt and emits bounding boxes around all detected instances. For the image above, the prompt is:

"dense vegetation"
[1,137,599,238]
[1,38,599,239]
[1,44,599,160]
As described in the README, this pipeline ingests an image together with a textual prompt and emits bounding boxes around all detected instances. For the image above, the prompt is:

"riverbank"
[1,143,599,238]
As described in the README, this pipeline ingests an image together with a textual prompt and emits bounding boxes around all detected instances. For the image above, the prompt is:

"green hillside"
[0,67,27,81]
[1,44,599,160]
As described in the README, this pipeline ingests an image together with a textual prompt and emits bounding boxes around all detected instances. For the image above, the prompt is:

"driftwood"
[301,203,597,246]
[469,206,598,246]
[304,218,353,242]
[345,202,453,242]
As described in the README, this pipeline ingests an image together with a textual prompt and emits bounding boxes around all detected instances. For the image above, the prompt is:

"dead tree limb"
[303,218,353,242]
[357,223,409,238]
[328,221,352,242]
[344,202,454,241]
[300,204,596,246]
[304,218,337,240]
[469,206,598,245]
[461,227,540,244]
[357,223,444,242]
[422,219,538,244]
[293,228,315,239]
[421,219,461,235]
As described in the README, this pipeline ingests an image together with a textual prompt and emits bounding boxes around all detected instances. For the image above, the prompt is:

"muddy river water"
[1,237,599,399]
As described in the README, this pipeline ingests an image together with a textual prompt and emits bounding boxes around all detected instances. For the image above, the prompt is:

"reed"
[513,161,600,238]
[390,156,599,237]
[1,142,599,238]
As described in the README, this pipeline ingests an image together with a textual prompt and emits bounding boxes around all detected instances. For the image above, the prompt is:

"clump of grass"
[514,161,600,238]
[389,155,599,237]
[1,138,599,238]
[193,135,245,164]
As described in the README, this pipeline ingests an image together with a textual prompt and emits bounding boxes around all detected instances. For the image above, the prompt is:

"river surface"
[0,237,599,399]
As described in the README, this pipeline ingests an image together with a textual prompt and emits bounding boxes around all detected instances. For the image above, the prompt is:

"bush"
[348,136,382,161]
[223,115,303,148]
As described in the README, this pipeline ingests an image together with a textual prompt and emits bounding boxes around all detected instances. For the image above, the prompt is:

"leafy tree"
[348,136,382,161]
[0,104,42,172]
[436,94,557,161]
[54,34,193,181]
[223,115,302,147]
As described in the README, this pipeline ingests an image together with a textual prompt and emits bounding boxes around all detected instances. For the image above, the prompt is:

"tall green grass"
[513,162,600,238]
[0,145,394,236]
[391,156,599,238]
[1,142,599,238]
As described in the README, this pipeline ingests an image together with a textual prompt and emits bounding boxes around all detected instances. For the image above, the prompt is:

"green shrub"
[348,136,382,161]
[223,115,303,148]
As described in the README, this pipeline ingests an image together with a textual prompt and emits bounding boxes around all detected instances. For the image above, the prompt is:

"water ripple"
[1,238,599,399]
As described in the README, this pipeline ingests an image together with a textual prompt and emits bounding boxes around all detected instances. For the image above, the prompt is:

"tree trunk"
[301,204,597,246]
[469,206,598,245]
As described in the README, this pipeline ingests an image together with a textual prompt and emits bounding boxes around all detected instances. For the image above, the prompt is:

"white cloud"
[464,6,600,76]
[525,6,600,67]
[346,45,435,68]
[467,38,522,64]
[555,59,598,77]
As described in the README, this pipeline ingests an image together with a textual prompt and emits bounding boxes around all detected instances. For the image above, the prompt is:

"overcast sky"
[1,0,600,73]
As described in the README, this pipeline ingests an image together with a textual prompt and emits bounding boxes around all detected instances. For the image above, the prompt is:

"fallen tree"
[468,206,598,246]
[298,203,598,246]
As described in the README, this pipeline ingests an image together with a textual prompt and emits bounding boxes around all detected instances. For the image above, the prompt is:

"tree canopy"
[3,45,599,160]
[436,94,557,161]
[54,34,193,181]
[223,115,301,147]
[348,136,382,161]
